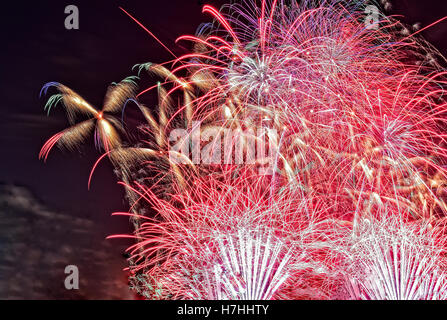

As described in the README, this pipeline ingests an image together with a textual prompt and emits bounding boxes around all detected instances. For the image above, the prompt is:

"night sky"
[0,0,446,299]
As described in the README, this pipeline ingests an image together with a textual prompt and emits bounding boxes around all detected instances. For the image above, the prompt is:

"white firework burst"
[340,217,447,300]
[176,227,294,300]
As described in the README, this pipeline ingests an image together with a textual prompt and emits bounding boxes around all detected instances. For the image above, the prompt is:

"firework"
[39,77,138,159]
[338,214,447,300]
[110,173,337,299]
[40,0,447,300]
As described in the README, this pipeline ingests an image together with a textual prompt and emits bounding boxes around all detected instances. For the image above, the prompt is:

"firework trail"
[110,171,338,299]
[40,0,447,299]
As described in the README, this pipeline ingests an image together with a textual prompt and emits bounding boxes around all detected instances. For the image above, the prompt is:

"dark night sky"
[0,0,446,299]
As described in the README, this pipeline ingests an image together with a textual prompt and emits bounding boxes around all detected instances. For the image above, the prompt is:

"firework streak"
[40,0,447,299]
